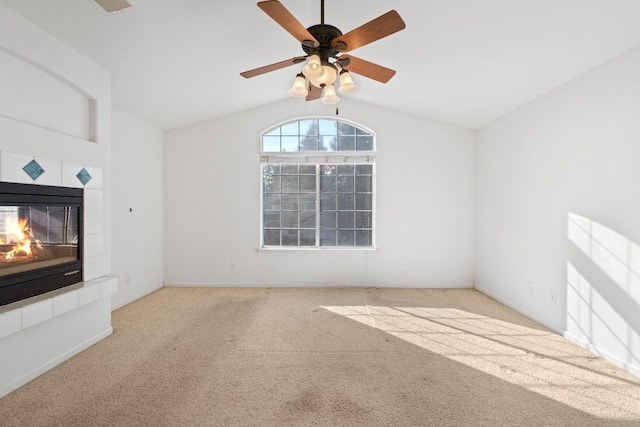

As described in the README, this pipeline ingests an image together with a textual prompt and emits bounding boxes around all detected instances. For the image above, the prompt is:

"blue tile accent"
[76,168,92,186]
[23,160,45,181]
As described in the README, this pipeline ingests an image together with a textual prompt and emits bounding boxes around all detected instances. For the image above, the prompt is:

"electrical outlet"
[526,282,533,295]
[550,290,557,304]
[229,262,236,271]
[399,262,405,270]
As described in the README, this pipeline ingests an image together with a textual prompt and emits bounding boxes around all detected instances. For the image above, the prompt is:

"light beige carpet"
[1,287,640,426]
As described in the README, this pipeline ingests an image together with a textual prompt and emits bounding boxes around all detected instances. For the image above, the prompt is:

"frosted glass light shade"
[338,70,357,93]
[303,54,323,79]
[309,63,338,88]
[321,84,340,104]
[288,73,308,98]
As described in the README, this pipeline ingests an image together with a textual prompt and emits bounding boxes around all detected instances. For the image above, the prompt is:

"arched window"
[260,118,375,249]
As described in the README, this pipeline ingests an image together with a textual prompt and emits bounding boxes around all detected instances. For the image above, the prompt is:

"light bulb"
[303,54,323,79]
[338,70,357,93]
[321,84,340,104]
[309,63,338,88]
[288,73,308,98]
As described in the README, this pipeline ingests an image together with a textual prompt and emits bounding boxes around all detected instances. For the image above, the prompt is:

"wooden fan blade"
[306,84,322,101]
[333,10,405,52]
[339,55,396,83]
[240,56,307,78]
[258,1,319,47]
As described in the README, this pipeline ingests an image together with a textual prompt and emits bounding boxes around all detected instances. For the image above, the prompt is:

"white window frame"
[259,117,376,251]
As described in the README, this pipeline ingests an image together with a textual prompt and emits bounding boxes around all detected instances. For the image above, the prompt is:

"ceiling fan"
[240,0,406,104]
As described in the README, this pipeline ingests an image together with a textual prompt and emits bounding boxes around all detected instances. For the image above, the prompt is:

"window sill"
[258,247,377,252]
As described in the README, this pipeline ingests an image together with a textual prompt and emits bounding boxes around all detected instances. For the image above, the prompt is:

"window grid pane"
[263,163,318,248]
[321,164,372,247]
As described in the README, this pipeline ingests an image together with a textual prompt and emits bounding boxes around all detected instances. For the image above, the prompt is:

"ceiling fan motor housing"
[303,24,344,61]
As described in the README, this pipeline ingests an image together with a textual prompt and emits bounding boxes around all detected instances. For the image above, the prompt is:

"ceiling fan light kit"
[287,73,309,98]
[309,62,338,89]
[320,84,340,104]
[338,70,357,93]
[303,54,324,78]
[241,0,406,105]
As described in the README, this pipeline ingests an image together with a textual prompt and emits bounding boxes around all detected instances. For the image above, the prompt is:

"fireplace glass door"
[0,205,80,277]
[0,182,83,306]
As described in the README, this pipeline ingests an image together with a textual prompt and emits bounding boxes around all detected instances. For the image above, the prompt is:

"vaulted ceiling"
[2,0,640,130]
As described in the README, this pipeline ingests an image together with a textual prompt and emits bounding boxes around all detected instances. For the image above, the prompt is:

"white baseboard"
[0,327,113,399]
[564,331,640,378]
[472,284,563,333]
[163,282,474,289]
[111,283,163,311]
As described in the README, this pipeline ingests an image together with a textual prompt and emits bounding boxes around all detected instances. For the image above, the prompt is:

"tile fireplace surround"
[0,149,117,398]
[0,276,117,339]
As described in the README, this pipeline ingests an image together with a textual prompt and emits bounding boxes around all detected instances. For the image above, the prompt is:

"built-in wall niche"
[0,48,96,142]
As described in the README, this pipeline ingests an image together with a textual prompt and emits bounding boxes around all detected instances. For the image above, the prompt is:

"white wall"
[111,108,164,309]
[164,98,476,287]
[476,45,640,376]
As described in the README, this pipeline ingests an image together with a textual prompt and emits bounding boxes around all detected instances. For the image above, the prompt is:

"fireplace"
[0,182,83,306]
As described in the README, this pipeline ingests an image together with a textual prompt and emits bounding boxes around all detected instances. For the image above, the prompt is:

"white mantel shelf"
[0,276,118,340]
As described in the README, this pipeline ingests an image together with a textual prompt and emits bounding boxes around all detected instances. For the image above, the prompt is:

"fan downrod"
[301,0,347,59]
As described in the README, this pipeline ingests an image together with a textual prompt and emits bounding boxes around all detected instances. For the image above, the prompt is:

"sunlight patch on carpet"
[321,305,640,420]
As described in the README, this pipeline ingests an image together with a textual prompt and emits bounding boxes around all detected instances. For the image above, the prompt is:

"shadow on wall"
[567,213,640,372]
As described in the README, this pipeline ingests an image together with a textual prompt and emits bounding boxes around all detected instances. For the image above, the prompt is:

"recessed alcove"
[0,48,95,142]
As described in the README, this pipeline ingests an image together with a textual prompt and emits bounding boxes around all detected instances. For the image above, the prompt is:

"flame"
[2,218,42,262]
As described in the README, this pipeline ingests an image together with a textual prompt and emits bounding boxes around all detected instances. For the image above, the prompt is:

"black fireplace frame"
[0,181,83,306]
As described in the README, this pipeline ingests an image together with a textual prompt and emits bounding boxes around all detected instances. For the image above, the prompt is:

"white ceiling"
[2,0,640,130]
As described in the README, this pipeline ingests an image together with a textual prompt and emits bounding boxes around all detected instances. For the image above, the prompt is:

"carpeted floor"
[1,287,639,426]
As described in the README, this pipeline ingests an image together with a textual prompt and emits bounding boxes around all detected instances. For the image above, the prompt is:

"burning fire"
[1,218,42,262]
